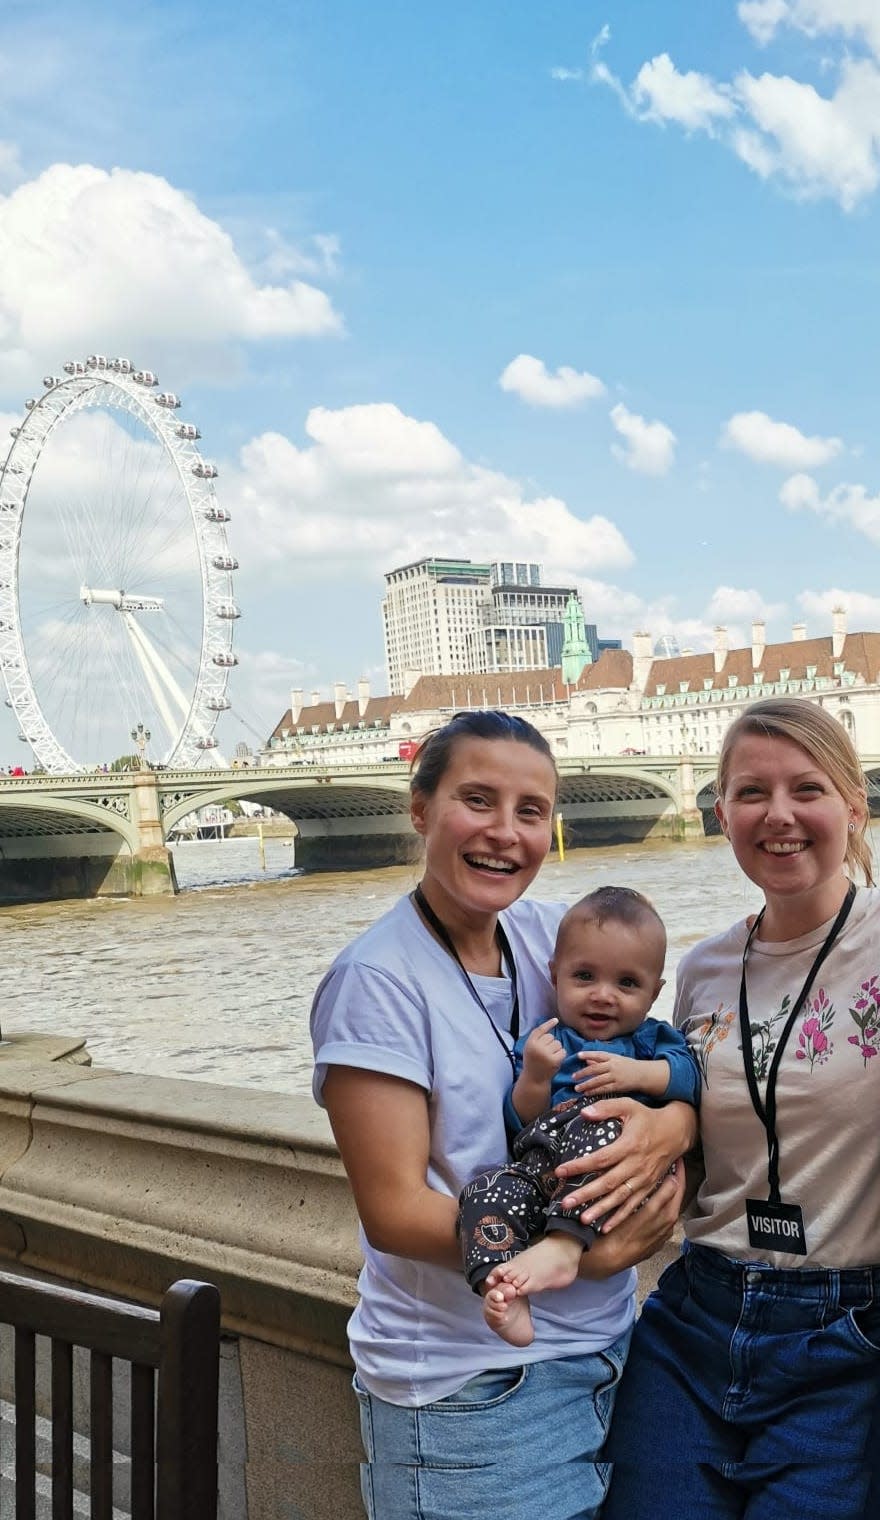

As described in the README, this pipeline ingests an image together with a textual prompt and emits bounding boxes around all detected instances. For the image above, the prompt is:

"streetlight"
[130,723,151,770]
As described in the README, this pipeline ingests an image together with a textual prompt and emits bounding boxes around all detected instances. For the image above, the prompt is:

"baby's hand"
[575,1052,641,1095]
[523,1018,566,1080]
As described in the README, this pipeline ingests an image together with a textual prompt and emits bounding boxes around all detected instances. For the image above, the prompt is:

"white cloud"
[721,410,843,468]
[0,141,22,188]
[739,2,880,60]
[632,54,736,132]
[0,163,342,394]
[798,585,880,624]
[262,230,341,280]
[781,471,880,540]
[733,58,880,209]
[574,579,786,655]
[705,585,786,623]
[550,67,584,82]
[609,402,677,476]
[226,401,634,583]
[593,36,880,208]
[232,646,311,729]
[498,353,605,408]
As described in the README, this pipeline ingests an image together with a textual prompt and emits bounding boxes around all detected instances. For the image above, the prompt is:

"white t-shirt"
[675,885,880,1269]
[311,893,636,1406]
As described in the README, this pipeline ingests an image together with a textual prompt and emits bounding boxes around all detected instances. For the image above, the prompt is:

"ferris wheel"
[0,355,240,773]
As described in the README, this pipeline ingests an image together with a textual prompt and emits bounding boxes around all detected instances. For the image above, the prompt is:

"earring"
[848,821,856,833]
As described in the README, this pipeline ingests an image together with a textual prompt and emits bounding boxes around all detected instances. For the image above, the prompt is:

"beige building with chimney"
[264,609,880,765]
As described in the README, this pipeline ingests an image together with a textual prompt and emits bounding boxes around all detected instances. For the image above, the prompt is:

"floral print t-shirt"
[674,885,880,1269]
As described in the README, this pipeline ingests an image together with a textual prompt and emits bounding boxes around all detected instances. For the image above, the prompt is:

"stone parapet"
[0,1043,365,1517]
[0,1048,360,1349]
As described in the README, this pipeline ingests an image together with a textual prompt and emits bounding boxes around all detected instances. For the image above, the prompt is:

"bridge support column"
[131,772,178,896]
[674,755,707,841]
[293,814,413,871]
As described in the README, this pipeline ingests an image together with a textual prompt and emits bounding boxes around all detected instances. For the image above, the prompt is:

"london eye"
[0,356,239,772]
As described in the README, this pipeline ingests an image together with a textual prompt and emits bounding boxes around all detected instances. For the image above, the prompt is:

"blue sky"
[2,0,880,763]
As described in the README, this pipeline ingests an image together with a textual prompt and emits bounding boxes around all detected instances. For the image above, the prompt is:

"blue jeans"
[603,1242,880,1520]
[353,1333,631,1520]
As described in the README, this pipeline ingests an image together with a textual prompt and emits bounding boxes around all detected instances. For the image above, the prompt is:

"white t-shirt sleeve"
[311,958,432,1104]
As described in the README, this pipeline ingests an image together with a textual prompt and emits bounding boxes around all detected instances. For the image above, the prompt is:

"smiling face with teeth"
[410,735,556,939]
[715,730,862,938]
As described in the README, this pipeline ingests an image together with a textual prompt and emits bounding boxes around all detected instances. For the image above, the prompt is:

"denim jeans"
[603,1242,880,1520]
[352,1333,631,1520]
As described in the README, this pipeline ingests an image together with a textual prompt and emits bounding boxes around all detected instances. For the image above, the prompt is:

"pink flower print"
[848,976,880,1069]
[797,992,834,1072]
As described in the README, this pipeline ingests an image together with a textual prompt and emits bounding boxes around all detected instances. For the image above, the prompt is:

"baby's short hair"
[557,885,666,951]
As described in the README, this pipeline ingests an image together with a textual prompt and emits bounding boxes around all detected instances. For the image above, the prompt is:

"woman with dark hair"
[603,697,880,1520]
[311,710,695,1519]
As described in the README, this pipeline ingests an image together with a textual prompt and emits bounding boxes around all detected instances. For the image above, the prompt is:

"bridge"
[2,753,879,902]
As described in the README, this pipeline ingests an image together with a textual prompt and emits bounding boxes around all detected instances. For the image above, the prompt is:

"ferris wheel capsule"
[212,650,238,667]
[9,427,20,438]
[211,554,238,570]
[175,423,200,440]
[214,601,240,620]
[203,505,229,522]
[195,735,219,750]
[192,461,218,478]
[206,696,231,711]
[154,392,180,408]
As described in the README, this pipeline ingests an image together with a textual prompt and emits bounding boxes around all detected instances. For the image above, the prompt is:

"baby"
[458,885,700,1347]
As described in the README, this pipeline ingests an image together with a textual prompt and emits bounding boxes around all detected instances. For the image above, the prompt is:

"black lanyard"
[739,880,856,1204]
[412,884,519,1075]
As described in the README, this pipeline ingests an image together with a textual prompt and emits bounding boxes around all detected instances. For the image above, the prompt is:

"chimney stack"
[631,631,653,692]
[791,623,806,642]
[751,620,766,671]
[357,677,370,717]
[290,688,303,725]
[832,606,847,660]
[713,626,729,674]
[310,689,320,707]
[334,681,348,720]
[403,669,421,699]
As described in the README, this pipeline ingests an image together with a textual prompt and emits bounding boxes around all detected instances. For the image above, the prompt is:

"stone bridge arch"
[0,792,144,902]
[555,765,687,847]
[0,793,140,851]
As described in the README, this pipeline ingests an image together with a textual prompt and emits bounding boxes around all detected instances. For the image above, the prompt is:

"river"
[0,832,797,1095]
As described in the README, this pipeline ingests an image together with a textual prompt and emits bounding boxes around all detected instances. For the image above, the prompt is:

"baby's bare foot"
[482,1282,535,1347]
[486,1235,583,1298]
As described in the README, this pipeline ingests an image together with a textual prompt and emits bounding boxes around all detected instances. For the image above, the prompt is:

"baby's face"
[550,917,665,1042]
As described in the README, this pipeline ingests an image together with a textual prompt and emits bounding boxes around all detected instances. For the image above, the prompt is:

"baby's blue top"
[504,1016,701,1135]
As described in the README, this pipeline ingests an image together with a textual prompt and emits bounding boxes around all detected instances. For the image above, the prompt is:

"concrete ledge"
[0,1057,360,1363]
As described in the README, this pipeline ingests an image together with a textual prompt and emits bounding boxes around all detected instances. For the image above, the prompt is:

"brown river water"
[0,833,792,1095]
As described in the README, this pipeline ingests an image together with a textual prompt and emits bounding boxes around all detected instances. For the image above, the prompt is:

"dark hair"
[410,710,556,798]
[718,697,874,886]
[558,885,666,950]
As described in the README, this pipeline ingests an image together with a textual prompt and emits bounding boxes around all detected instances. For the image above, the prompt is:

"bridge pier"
[0,842,177,904]
[293,814,414,872]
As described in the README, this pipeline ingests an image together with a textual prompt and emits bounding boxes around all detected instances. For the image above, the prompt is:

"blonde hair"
[718,697,874,886]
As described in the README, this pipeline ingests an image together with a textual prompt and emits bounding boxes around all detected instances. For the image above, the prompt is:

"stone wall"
[0,1038,363,1519]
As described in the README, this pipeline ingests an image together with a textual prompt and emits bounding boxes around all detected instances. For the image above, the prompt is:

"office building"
[381,555,588,693]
